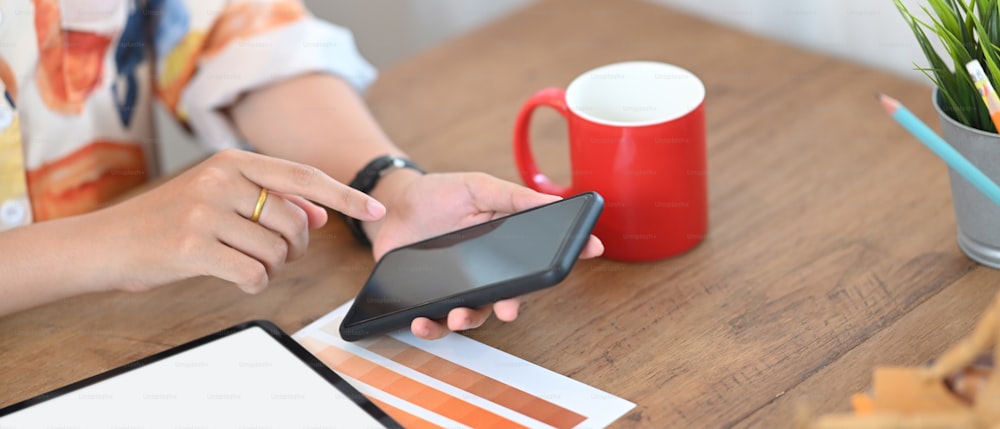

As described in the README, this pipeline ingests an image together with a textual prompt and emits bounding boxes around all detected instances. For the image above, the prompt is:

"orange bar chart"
[362,336,586,428]
[294,302,635,428]
[301,337,528,429]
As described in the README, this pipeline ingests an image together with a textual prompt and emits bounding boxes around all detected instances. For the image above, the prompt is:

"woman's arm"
[0,211,114,315]
[228,73,603,339]
[0,150,383,317]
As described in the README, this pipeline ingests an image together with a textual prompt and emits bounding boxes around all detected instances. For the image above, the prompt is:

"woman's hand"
[366,171,604,340]
[94,149,385,293]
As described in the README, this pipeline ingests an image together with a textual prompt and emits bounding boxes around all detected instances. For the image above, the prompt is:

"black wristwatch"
[343,155,425,246]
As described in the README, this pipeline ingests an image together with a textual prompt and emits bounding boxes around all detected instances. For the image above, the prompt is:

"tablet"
[0,320,400,428]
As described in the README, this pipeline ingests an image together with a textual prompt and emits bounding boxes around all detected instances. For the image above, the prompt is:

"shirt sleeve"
[152,0,377,151]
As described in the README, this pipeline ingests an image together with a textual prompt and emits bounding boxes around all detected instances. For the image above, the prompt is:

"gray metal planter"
[935,90,1000,269]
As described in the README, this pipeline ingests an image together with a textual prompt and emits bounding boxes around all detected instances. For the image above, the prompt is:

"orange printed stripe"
[202,0,307,58]
[26,141,147,221]
[365,336,587,429]
[367,397,443,429]
[300,338,528,429]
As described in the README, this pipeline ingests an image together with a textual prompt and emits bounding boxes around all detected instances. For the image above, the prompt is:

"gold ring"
[251,188,269,223]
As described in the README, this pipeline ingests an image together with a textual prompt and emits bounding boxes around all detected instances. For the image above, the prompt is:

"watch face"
[344,156,424,246]
[350,156,423,194]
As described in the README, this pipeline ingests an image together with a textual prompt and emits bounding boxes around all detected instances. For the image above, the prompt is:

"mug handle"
[513,88,572,197]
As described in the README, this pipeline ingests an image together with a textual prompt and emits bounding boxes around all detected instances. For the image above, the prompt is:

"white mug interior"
[565,61,705,127]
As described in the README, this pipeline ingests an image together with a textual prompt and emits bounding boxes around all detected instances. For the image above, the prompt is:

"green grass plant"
[895,0,1000,132]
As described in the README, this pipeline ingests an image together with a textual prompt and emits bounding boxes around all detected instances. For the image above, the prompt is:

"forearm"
[0,212,115,315]
[229,72,421,240]
[229,73,407,185]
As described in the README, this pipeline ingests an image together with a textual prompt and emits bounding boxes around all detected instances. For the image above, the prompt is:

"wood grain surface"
[2,0,997,427]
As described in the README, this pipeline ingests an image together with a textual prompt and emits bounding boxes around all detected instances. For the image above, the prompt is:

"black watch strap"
[343,155,425,246]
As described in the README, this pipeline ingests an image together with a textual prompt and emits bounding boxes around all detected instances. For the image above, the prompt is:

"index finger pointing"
[235,151,385,221]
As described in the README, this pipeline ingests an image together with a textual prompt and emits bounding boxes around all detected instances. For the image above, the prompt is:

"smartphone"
[340,191,604,341]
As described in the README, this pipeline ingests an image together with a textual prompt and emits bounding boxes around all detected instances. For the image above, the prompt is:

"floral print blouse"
[0,0,375,230]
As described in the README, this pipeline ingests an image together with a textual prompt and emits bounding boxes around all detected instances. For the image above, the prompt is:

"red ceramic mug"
[514,61,707,262]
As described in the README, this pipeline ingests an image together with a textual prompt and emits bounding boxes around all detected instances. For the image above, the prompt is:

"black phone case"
[340,192,604,342]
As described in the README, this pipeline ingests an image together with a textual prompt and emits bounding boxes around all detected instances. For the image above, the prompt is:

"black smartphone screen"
[341,192,602,340]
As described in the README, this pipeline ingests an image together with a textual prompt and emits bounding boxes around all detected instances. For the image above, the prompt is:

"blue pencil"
[878,92,1000,207]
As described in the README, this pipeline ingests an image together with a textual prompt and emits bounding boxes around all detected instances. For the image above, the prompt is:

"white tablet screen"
[0,325,390,429]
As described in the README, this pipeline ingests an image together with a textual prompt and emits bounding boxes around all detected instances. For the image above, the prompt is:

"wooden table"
[2,0,996,426]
